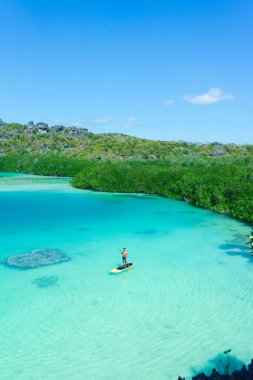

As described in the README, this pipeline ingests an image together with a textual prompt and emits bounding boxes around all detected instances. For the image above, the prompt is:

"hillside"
[0,119,253,159]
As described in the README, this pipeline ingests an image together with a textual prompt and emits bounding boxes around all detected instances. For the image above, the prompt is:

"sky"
[0,0,252,143]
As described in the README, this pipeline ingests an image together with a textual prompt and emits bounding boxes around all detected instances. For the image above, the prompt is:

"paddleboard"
[110,262,135,273]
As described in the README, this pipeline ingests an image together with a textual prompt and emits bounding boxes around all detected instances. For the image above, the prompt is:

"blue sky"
[0,0,252,143]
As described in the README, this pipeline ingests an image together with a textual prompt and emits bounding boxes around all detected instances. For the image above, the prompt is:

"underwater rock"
[192,373,208,380]
[178,358,253,380]
[4,248,70,269]
[136,229,158,235]
[32,275,58,288]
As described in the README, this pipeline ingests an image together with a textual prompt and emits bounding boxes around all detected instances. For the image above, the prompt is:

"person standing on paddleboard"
[121,248,128,268]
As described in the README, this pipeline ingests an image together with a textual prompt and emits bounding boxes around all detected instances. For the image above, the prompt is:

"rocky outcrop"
[26,121,49,133]
[211,148,225,156]
[66,126,89,137]
[3,248,70,269]
[24,121,89,137]
[51,124,65,132]
[27,121,35,129]
[35,122,49,133]
[0,118,7,127]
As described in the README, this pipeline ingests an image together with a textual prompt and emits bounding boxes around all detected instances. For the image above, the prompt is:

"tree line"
[0,153,252,224]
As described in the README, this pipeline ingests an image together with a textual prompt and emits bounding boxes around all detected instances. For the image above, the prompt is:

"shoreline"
[0,170,252,228]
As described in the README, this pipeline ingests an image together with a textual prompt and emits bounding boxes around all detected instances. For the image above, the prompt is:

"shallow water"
[0,173,252,380]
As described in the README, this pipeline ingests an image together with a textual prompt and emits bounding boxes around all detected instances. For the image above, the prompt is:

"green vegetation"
[0,122,252,224]
[0,153,86,176]
[0,152,252,224]
[1,122,253,158]
[72,157,253,224]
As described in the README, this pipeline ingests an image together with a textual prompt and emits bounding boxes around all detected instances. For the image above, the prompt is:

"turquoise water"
[0,173,252,380]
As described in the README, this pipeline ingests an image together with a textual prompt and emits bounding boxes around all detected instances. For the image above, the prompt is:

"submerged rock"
[178,358,253,380]
[4,248,70,269]
[32,275,59,288]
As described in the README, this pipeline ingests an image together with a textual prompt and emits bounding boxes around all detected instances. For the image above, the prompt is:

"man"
[121,248,128,268]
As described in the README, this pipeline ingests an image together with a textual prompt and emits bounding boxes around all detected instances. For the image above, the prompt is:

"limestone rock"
[211,148,225,156]
[51,124,65,132]
[0,118,7,127]
[66,126,88,137]
[27,121,34,129]
[35,122,49,132]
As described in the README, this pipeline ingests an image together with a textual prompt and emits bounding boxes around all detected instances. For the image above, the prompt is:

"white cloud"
[164,99,174,107]
[124,116,137,127]
[72,121,82,127]
[127,117,136,123]
[184,88,234,105]
[90,117,114,124]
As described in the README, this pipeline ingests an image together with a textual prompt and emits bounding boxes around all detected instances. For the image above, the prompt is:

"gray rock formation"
[4,248,70,269]
[0,118,7,127]
[27,121,34,129]
[51,124,65,132]
[211,148,225,156]
[23,121,89,137]
[66,126,88,137]
[35,122,49,133]
[0,132,11,139]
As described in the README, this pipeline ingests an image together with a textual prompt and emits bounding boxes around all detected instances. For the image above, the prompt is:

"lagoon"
[0,173,252,380]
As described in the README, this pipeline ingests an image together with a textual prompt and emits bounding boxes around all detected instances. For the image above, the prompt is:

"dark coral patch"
[3,248,70,269]
[135,229,158,235]
[32,276,58,288]
[78,227,89,231]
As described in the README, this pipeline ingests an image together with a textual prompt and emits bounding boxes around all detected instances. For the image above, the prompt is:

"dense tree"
[0,153,252,224]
